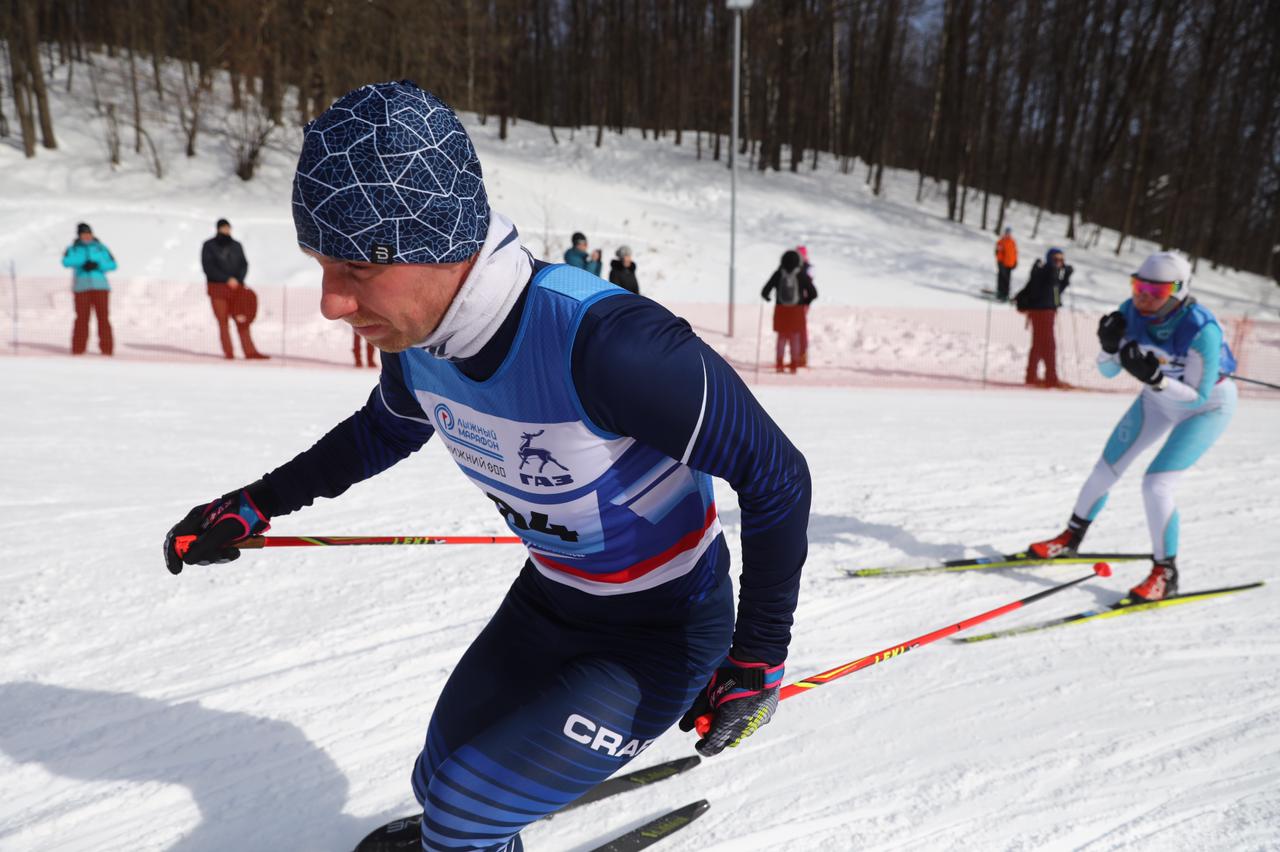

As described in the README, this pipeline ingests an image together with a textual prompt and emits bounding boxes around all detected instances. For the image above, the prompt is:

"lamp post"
[727,0,753,338]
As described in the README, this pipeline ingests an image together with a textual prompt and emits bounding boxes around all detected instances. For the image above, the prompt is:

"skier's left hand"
[164,485,271,575]
[679,656,783,756]
[1119,340,1165,388]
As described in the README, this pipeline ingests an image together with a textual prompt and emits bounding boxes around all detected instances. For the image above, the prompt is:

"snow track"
[2,359,1276,850]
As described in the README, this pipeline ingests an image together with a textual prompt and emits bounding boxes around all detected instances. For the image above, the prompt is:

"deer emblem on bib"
[518,430,570,474]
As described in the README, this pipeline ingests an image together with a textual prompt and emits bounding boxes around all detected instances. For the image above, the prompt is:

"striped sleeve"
[572,295,810,664]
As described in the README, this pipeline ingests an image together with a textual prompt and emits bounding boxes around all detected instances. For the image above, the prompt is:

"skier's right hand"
[679,656,783,756]
[1097,311,1126,354]
[164,485,271,575]
[81,260,100,272]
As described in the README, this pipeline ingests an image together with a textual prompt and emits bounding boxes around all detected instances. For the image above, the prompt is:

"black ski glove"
[1097,311,1126,354]
[1119,340,1165,388]
[678,656,783,756]
[81,260,100,272]
[164,483,272,575]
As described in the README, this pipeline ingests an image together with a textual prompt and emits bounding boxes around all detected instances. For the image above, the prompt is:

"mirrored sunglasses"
[1131,276,1179,299]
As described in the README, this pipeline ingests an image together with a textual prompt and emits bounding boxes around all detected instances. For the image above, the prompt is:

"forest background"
[3,0,1279,282]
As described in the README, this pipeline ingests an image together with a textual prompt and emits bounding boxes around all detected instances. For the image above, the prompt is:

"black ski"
[955,581,1264,643]
[561,755,701,813]
[352,756,701,851]
[843,550,1151,578]
[588,800,710,852]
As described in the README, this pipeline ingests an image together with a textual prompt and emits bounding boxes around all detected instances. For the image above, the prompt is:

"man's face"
[78,232,93,242]
[217,225,231,236]
[575,240,587,252]
[308,251,478,353]
[1051,254,1065,267]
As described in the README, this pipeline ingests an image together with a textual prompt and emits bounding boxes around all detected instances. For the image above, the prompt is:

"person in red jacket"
[994,227,1017,302]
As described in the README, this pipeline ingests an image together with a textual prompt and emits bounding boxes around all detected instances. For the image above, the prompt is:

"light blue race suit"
[1071,297,1237,561]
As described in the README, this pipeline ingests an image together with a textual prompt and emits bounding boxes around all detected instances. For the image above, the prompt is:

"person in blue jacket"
[61,222,118,355]
[163,81,810,852]
[1029,251,1237,601]
[563,231,602,275]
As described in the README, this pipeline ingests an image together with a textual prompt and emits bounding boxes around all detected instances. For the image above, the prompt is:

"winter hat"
[1133,251,1192,294]
[1003,226,1012,234]
[76,222,92,235]
[796,245,809,261]
[292,81,490,264]
[781,250,801,272]
[615,245,632,259]
[216,218,231,229]
[571,232,587,245]
[1046,247,1064,262]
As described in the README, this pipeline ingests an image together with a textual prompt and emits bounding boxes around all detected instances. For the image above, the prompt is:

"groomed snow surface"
[1,358,1277,852]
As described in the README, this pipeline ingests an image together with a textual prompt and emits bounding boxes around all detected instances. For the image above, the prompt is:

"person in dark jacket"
[61,222,117,355]
[563,231,602,276]
[201,219,268,360]
[761,250,817,373]
[1013,247,1073,386]
[608,245,639,294]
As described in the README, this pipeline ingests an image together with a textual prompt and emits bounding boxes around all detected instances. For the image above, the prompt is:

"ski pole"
[695,562,1112,735]
[1226,374,1280,392]
[174,533,522,558]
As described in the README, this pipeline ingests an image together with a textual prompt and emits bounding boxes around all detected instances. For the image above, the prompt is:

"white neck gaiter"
[417,211,533,360]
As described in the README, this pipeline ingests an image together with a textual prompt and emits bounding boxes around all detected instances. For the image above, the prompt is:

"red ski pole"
[174,533,522,558]
[696,562,1112,735]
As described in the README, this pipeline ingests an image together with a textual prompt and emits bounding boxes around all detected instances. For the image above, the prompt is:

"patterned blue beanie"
[292,81,490,264]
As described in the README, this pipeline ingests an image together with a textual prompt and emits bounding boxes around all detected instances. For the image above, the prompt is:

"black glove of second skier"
[1119,340,1165,387]
[1097,311,1126,354]
[82,260,100,272]
[163,484,272,575]
[679,656,783,756]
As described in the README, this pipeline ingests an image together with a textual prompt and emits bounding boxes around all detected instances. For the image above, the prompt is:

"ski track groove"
[2,362,1277,851]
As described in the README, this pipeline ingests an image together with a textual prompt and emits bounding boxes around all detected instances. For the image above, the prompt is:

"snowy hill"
[2,55,1277,314]
[1,57,1278,852]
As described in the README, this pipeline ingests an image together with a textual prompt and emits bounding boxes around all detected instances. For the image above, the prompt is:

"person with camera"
[564,231,602,276]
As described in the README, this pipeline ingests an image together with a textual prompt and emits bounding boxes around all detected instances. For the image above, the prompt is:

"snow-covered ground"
[2,55,1279,852]
[1,358,1277,851]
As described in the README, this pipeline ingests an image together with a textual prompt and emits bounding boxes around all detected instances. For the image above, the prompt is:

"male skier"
[1029,251,1236,600]
[163,81,810,851]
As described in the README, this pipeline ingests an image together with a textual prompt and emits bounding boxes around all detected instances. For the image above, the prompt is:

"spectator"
[353,331,377,368]
[796,245,814,367]
[761,249,817,373]
[563,231,602,276]
[994,227,1017,302]
[61,222,117,356]
[201,218,268,360]
[1014,247,1073,387]
[608,245,639,294]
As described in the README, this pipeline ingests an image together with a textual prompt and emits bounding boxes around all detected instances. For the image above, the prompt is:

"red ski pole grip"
[694,713,712,737]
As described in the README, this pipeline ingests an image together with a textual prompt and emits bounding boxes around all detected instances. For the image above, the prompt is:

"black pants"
[996,266,1012,301]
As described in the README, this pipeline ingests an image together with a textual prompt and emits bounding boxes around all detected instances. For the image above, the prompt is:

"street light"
[727,0,753,338]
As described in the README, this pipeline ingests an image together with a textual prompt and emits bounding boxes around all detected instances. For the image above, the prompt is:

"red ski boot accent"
[1029,530,1077,559]
[1129,561,1178,602]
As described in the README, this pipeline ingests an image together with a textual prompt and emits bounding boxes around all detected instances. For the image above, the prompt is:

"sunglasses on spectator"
[1131,276,1180,299]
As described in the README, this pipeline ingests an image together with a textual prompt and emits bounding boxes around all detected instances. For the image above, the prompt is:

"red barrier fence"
[3,277,1278,394]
